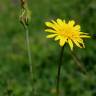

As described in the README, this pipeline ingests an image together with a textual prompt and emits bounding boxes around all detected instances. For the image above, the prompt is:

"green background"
[0,0,96,96]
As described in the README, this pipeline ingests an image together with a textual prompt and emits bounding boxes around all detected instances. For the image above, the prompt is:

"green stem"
[56,45,64,96]
[25,26,32,75]
[24,25,33,95]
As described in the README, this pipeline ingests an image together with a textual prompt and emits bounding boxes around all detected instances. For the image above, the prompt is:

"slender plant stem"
[25,25,32,76]
[24,25,33,95]
[56,45,64,96]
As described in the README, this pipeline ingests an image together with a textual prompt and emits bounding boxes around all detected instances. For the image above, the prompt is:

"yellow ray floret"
[45,19,90,50]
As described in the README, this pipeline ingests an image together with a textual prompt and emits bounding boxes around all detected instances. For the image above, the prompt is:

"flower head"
[45,19,90,50]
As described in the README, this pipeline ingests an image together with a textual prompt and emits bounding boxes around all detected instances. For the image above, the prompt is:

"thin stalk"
[56,45,64,96]
[24,25,33,95]
[25,25,32,75]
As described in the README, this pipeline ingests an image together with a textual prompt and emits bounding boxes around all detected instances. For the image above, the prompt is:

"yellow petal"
[45,22,53,27]
[57,19,63,25]
[74,25,80,31]
[51,20,58,24]
[45,29,56,33]
[82,43,85,48]
[46,34,57,38]
[68,20,75,26]
[54,36,60,41]
[68,39,73,50]
[73,40,82,48]
[51,20,61,30]
[57,19,67,28]
[79,32,88,35]
[80,35,91,38]
[59,37,67,46]
[45,21,59,31]
[76,39,85,48]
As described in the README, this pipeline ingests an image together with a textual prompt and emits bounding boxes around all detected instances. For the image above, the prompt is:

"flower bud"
[19,0,31,28]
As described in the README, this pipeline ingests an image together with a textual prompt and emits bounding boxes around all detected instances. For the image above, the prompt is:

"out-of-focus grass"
[0,0,96,96]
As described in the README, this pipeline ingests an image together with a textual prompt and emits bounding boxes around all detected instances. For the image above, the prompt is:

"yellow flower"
[45,19,90,50]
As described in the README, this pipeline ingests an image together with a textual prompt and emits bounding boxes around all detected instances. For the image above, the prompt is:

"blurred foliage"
[0,0,96,96]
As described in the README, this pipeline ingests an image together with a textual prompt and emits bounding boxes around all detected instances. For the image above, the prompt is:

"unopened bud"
[19,0,31,28]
